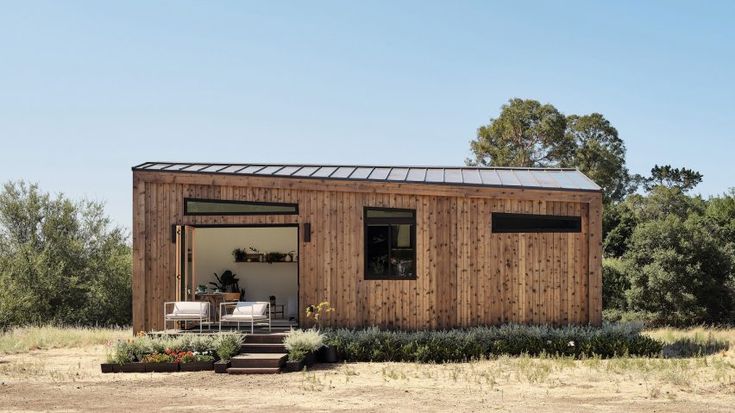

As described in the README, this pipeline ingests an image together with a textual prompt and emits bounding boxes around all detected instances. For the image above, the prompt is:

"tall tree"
[468,99,631,203]
[564,113,631,203]
[468,98,571,167]
[644,164,703,192]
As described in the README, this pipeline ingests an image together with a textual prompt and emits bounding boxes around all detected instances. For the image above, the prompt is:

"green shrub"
[194,354,214,361]
[214,333,243,361]
[284,329,325,361]
[323,324,663,363]
[107,333,238,363]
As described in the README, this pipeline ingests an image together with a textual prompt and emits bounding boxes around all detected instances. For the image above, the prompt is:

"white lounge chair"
[219,301,271,333]
[164,301,210,333]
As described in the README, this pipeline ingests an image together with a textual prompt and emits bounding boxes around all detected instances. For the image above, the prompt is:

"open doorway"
[178,225,299,327]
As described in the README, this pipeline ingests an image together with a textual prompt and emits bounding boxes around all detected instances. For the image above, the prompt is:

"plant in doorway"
[209,270,240,293]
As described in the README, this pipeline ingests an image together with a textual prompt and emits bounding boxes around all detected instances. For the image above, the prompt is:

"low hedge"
[323,323,663,362]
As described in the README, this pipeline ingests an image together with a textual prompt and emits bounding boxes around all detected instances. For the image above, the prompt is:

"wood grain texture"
[132,171,603,331]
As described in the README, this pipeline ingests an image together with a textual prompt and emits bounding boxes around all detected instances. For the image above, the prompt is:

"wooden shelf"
[233,261,298,264]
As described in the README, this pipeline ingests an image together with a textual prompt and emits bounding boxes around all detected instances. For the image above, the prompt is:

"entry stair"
[226,333,288,374]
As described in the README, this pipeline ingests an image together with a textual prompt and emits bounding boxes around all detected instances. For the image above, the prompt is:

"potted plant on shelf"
[285,250,296,262]
[232,248,247,262]
[210,270,240,301]
[246,247,264,262]
[265,252,287,263]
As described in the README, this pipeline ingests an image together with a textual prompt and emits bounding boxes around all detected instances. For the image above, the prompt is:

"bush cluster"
[323,324,663,363]
[108,333,242,364]
[284,329,325,361]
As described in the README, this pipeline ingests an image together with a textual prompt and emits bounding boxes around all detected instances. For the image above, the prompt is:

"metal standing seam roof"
[132,162,601,192]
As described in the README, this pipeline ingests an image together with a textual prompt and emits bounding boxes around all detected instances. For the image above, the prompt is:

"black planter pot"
[145,362,179,373]
[304,351,316,367]
[283,359,305,372]
[317,346,339,363]
[118,362,146,373]
[214,360,230,374]
[180,361,214,371]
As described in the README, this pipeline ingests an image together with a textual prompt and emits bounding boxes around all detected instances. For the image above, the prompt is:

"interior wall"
[193,226,298,317]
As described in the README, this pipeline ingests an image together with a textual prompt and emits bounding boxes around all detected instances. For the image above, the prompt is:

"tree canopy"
[0,181,131,330]
[468,98,631,203]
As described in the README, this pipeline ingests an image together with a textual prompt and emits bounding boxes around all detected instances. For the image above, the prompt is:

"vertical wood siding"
[132,173,602,332]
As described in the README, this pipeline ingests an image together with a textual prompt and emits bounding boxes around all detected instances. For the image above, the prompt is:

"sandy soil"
[1,346,734,413]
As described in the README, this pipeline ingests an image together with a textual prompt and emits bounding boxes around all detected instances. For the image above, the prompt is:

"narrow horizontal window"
[492,213,581,233]
[184,198,298,216]
[365,207,416,280]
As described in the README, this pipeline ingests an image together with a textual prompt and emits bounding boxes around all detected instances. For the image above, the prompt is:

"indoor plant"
[232,248,247,262]
[210,270,240,300]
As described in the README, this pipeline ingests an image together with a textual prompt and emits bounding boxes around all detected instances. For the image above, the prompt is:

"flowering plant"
[305,301,335,328]
[141,353,176,363]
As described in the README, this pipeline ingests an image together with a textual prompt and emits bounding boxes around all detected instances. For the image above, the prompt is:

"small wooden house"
[132,162,602,333]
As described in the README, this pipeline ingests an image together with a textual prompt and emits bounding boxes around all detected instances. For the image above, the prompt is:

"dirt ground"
[1,344,734,413]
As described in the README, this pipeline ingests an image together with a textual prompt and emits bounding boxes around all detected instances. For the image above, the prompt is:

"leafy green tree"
[0,181,131,330]
[468,99,632,204]
[602,258,629,310]
[564,113,631,203]
[602,201,638,257]
[468,98,572,167]
[644,165,703,192]
[623,215,734,324]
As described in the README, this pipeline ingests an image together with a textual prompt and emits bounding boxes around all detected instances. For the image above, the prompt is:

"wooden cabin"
[132,162,603,333]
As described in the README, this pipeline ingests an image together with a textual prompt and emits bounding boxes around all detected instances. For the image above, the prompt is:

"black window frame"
[491,212,581,233]
[364,207,417,280]
[184,197,299,216]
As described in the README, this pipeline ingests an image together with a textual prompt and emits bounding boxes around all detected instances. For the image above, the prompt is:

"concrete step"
[244,333,287,344]
[230,353,287,368]
[240,343,287,353]
[227,367,281,375]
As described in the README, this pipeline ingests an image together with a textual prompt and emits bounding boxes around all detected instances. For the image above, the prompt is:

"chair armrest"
[220,301,239,316]
[164,302,176,314]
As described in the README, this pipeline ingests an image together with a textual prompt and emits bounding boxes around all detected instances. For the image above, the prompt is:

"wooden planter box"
[145,362,179,373]
[214,360,230,374]
[179,361,214,372]
[118,362,147,373]
[100,363,119,373]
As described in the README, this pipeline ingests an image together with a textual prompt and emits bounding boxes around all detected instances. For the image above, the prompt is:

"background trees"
[0,181,131,330]
[471,98,735,325]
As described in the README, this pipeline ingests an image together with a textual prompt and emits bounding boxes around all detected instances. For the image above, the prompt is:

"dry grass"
[1,327,735,412]
[0,325,130,354]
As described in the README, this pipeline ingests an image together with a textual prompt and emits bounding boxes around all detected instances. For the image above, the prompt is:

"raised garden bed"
[146,362,179,373]
[101,361,216,373]
[180,361,215,372]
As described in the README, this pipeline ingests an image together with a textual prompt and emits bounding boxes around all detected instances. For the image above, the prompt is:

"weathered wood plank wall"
[132,171,602,333]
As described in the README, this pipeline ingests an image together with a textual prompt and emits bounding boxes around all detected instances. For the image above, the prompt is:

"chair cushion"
[221,314,267,321]
[232,302,267,316]
[172,301,208,316]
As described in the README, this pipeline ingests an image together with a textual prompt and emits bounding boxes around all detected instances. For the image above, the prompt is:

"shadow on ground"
[662,337,730,358]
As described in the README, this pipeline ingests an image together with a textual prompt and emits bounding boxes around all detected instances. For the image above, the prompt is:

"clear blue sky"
[1,1,733,229]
